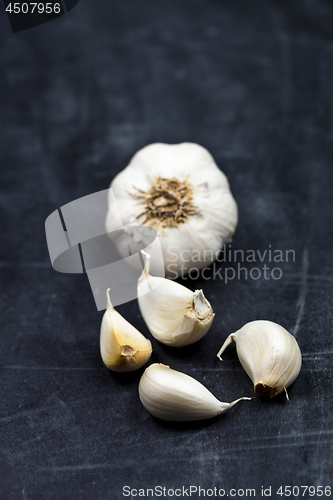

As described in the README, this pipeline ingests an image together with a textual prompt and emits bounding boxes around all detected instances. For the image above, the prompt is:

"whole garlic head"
[106,143,238,277]
[217,320,302,398]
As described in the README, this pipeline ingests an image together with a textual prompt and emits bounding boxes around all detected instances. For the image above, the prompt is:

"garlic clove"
[139,363,251,421]
[138,251,215,347]
[100,289,152,372]
[217,320,302,398]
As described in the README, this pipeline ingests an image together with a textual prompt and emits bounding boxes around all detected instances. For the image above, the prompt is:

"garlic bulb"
[100,289,152,372]
[138,251,215,347]
[217,320,302,398]
[106,142,238,277]
[139,363,251,421]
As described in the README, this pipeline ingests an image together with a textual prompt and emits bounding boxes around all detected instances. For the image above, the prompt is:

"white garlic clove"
[100,289,152,372]
[139,363,251,421]
[138,251,215,347]
[217,320,302,398]
[106,142,238,277]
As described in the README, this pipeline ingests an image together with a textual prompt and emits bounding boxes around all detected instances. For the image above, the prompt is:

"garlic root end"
[120,345,138,359]
[193,290,210,318]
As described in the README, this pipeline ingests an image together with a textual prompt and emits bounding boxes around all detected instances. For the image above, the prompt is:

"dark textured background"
[0,0,332,499]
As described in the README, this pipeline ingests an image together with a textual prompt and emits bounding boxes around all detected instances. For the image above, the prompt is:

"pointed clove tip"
[106,288,114,309]
[284,387,289,401]
[225,396,253,410]
[140,249,151,280]
[141,250,151,264]
[235,397,252,403]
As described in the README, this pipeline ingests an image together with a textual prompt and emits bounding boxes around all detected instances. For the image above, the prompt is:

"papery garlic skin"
[139,364,251,421]
[217,320,302,398]
[106,143,238,277]
[100,289,152,372]
[138,251,215,347]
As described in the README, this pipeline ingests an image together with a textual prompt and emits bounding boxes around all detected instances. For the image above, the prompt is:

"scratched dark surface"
[0,0,332,499]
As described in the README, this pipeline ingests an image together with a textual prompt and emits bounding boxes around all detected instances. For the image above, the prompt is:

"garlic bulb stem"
[139,364,251,421]
[100,289,152,372]
[138,251,215,347]
[217,320,302,398]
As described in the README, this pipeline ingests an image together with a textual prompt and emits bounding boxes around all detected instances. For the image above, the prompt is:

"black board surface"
[0,1,332,498]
